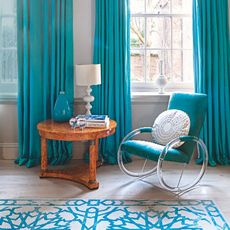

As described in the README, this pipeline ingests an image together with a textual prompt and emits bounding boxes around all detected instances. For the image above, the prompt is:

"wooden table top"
[37,119,117,141]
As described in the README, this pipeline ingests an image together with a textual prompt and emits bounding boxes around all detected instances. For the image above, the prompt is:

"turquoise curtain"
[193,0,230,166]
[16,0,74,167]
[93,0,132,164]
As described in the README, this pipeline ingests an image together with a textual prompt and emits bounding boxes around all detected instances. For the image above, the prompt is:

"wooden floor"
[0,160,230,223]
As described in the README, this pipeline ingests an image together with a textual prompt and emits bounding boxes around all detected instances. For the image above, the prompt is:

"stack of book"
[76,115,110,128]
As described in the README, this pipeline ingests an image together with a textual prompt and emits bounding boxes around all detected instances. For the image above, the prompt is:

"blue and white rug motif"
[0,199,229,229]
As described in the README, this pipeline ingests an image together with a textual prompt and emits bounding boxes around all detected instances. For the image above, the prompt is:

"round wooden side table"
[37,119,117,189]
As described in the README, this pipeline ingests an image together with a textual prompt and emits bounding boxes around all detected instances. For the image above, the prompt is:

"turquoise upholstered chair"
[117,93,208,194]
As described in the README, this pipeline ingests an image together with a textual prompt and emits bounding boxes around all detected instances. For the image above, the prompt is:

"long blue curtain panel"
[93,0,132,164]
[16,0,74,167]
[193,0,230,166]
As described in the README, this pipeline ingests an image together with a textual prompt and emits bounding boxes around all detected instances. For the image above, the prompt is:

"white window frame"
[130,1,194,93]
[0,2,17,99]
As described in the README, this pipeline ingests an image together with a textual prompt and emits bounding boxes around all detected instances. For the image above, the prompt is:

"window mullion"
[131,47,191,51]
[144,0,147,83]
[171,16,173,84]
[181,18,184,82]
[0,16,2,82]
[132,13,191,17]
[144,15,147,83]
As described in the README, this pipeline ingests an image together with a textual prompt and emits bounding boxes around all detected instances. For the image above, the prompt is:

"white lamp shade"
[75,64,101,86]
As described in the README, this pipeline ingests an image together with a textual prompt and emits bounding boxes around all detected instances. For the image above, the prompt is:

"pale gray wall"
[0,102,18,159]
[132,96,169,129]
[3,0,217,159]
[0,99,168,160]
[74,0,95,98]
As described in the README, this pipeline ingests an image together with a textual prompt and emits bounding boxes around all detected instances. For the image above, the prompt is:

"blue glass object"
[53,91,72,122]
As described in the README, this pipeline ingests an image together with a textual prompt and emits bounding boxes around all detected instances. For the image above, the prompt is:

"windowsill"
[131,85,195,103]
[0,95,17,104]
[131,80,194,103]
[0,91,193,104]
[131,91,170,103]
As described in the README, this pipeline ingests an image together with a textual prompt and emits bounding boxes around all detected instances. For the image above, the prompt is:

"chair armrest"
[139,127,154,133]
[121,127,154,142]
[159,135,207,161]
[179,135,198,142]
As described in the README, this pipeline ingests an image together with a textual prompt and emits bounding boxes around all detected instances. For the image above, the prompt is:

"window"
[130,0,193,91]
[0,0,17,98]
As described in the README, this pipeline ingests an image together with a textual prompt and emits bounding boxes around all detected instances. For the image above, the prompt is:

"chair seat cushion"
[121,140,190,163]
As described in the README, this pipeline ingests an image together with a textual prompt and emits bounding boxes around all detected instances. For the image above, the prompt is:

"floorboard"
[0,160,229,222]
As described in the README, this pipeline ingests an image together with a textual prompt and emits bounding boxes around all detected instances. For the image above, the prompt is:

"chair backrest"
[167,93,207,158]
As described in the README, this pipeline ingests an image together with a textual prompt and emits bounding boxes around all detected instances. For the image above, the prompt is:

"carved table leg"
[89,140,99,189]
[39,137,99,189]
[95,139,103,167]
[40,137,47,176]
[95,139,99,162]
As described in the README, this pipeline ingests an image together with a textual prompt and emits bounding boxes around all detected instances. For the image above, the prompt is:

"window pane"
[130,17,145,48]
[172,17,192,49]
[0,0,16,14]
[146,17,171,48]
[172,50,193,83]
[146,50,171,82]
[172,50,182,82]
[182,50,193,83]
[0,49,17,83]
[130,0,193,89]
[171,0,192,14]
[146,0,171,14]
[131,50,145,82]
[1,17,17,48]
[0,0,17,97]
[130,0,145,14]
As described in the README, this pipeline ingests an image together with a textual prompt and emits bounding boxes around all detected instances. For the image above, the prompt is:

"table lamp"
[75,64,101,115]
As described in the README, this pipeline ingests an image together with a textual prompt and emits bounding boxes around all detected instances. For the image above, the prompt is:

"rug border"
[0,199,229,229]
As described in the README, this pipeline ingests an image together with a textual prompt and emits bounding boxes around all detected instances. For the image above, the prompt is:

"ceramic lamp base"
[83,86,94,115]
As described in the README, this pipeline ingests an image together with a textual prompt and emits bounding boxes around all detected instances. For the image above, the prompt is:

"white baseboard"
[0,142,87,160]
[0,143,18,160]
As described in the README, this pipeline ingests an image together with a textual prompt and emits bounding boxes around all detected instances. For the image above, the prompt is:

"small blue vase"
[53,91,72,122]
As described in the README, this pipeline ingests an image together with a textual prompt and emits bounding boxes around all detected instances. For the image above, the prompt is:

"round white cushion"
[152,109,190,148]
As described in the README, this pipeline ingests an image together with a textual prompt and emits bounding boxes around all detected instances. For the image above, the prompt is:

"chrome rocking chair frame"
[117,127,208,194]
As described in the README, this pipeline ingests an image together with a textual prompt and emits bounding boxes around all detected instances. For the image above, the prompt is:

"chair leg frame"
[118,146,157,178]
[118,132,208,194]
[157,136,208,193]
[117,128,157,178]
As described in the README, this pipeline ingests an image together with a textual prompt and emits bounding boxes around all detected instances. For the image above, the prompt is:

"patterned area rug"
[0,199,229,229]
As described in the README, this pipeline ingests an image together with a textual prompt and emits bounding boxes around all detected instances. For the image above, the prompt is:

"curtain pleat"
[16,0,73,167]
[93,0,132,164]
[193,0,230,166]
